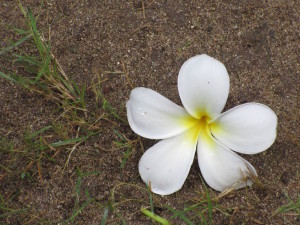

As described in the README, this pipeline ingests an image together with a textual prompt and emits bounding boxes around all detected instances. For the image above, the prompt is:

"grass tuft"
[274,191,300,219]
[0,4,88,128]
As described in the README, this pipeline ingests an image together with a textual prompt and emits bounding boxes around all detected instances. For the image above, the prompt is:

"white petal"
[197,132,257,192]
[139,126,200,195]
[210,103,277,154]
[126,87,198,139]
[178,54,230,119]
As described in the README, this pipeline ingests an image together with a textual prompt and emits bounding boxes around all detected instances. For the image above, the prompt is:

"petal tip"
[178,54,230,118]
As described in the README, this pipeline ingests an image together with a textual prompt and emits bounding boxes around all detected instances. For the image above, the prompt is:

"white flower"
[126,54,277,195]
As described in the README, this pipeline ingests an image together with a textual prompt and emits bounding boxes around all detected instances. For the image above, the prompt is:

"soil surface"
[0,0,299,224]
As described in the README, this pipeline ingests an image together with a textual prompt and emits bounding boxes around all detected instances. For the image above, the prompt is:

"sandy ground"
[0,0,299,224]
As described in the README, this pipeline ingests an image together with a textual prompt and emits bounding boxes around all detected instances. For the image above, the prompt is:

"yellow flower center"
[182,114,218,147]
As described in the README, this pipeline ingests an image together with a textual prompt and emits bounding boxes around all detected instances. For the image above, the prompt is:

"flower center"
[198,116,212,140]
[199,116,209,129]
[184,115,212,144]
[199,116,216,147]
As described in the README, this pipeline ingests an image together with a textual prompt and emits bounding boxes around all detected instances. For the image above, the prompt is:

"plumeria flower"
[126,54,277,195]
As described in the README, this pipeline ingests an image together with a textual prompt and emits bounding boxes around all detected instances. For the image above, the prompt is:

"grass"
[66,168,102,223]
[162,180,228,225]
[0,3,129,223]
[0,123,99,185]
[1,2,91,129]
[0,0,126,169]
[140,186,171,225]
[0,192,28,221]
[106,179,232,224]
[90,73,127,124]
[274,191,300,220]
[113,129,138,168]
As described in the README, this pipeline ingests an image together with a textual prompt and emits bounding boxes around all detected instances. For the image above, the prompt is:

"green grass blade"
[0,71,17,83]
[0,34,32,56]
[27,9,45,57]
[16,0,27,18]
[147,186,154,213]
[141,208,171,225]
[120,148,132,168]
[49,135,92,148]
[113,129,126,141]
[58,76,77,98]
[14,28,30,35]
[0,208,28,218]
[13,53,41,66]
[115,211,128,225]
[26,126,52,139]
[276,195,300,214]
[102,98,127,124]
[69,198,92,222]
[100,208,109,225]
[166,206,194,225]
[196,210,208,225]
[202,179,213,224]
[34,46,51,82]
